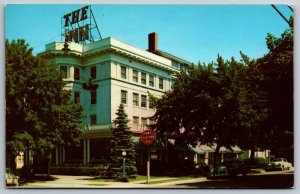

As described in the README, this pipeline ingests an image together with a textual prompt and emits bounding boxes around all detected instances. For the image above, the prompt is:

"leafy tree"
[5,39,83,173]
[258,28,294,161]
[149,56,247,168]
[237,53,270,166]
[109,104,137,178]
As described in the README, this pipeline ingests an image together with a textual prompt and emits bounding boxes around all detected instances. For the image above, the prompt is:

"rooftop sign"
[62,5,102,44]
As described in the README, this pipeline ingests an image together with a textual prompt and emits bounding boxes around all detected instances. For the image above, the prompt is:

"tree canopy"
[149,27,293,165]
[6,39,83,170]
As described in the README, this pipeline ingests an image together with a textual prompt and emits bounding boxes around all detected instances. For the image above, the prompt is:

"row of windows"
[89,114,155,128]
[121,90,153,109]
[132,116,155,125]
[74,91,96,105]
[121,66,164,90]
[75,90,153,107]
[75,90,153,108]
[60,64,166,91]
[59,65,97,80]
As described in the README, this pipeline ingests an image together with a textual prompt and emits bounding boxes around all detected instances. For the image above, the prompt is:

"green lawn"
[86,183,109,187]
[146,175,201,184]
[89,175,202,184]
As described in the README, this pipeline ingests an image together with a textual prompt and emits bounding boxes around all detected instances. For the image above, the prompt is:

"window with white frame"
[141,95,147,108]
[141,72,146,85]
[133,93,139,106]
[121,66,127,79]
[133,116,139,130]
[149,74,155,87]
[149,98,154,109]
[159,77,164,89]
[133,70,138,83]
[121,90,127,104]
[141,117,148,131]
[59,65,69,79]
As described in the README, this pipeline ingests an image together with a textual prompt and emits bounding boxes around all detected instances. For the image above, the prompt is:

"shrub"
[116,176,129,182]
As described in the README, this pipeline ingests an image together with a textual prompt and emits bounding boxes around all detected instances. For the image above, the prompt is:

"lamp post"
[122,151,127,177]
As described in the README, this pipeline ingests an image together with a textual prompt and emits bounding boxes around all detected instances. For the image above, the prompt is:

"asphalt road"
[175,170,294,189]
[11,169,294,189]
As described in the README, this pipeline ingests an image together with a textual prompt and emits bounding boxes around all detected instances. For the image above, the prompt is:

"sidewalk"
[17,175,207,188]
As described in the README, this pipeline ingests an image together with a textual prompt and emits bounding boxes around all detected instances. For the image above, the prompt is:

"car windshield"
[273,159,283,162]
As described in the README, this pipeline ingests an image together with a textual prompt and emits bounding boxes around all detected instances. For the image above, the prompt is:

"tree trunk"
[213,143,221,174]
[249,144,255,170]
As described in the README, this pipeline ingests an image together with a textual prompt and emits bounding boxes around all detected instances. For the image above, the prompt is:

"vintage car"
[267,158,293,171]
[209,160,250,178]
[6,168,19,186]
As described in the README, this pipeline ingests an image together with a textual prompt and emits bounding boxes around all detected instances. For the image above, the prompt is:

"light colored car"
[267,158,293,171]
[6,168,19,186]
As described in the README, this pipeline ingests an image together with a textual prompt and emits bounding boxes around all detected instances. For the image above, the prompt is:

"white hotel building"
[40,33,192,166]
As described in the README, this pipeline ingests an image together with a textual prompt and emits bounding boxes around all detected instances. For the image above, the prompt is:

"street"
[10,169,294,189]
[176,170,294,189]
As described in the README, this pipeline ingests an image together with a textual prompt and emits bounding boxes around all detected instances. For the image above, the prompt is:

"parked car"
[267,158,293,171]
[6,168,19,186]
[210,160,250,178]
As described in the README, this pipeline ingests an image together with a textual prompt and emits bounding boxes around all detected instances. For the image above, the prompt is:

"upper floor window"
[133,116,139,130]
[141,95,147,108]
[74,67,80,80]
[74,91,80,104]
[90,114,97,125]
[133,70,138,83]
[121,66,127,79]
[141,117,148,131]
[149,99,154,109]
[133,93,139,107]
[121,90,127,104]
[91,66,96,79]
[149,75,155,87]
[59,65,69,79]
[141,72,146,85]
[159,78,164,89]
[91,91,97,104]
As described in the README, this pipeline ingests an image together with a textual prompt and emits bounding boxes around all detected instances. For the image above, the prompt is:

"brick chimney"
[148,32,158,53]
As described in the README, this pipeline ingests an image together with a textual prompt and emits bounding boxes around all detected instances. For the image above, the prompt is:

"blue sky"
[5,4,293,64]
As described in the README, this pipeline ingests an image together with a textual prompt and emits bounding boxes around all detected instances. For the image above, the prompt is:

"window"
[133,116,139,130]
[141,72,146,85]
[121,90,127,104]
[149,75,155,87]
[159,78,164,89]
[91,91,97,104]
[91,66,96,79]
[149,99,154,109]
[141,117,148,131]
[59,65,68,78]
[149,118,156,125]
[133,93,139,107]
[141,95,147,108]
[90,114,97,125]
[74,91,80,104]
[133,70,138,83]
[74,67,80,80]
[121,66,127,79]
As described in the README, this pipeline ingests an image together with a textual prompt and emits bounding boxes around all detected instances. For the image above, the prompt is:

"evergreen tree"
[109,104,137,178]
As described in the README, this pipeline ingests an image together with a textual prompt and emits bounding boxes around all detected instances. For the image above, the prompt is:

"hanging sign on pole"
[139,130,156,184]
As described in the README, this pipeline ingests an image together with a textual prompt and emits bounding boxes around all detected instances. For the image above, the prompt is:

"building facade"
[39,33,191,166]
